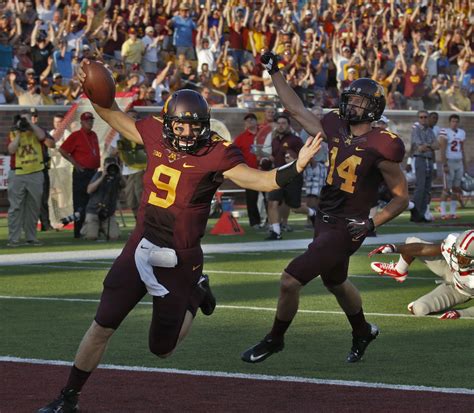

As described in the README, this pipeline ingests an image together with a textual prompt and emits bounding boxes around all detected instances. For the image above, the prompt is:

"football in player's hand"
[82,61,115,108]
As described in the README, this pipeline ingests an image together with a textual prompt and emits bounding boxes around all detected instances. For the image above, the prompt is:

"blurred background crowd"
[0,0,473,111]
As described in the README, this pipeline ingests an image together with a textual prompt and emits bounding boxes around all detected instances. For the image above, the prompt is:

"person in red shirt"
[59,112,101,238]
[233,113,261,227]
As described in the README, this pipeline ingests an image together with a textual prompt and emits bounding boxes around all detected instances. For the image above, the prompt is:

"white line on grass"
[0,356,472,395]
[0,264,434,282]
[0,295,472,319]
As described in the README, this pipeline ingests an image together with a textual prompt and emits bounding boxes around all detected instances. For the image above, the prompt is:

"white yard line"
[0,231,454,266]
[0,295,472,319]
[1,356,473,395]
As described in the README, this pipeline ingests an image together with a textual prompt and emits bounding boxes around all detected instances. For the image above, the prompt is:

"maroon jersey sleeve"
[367,128,405,164]
[214,136,245,172]
[135,115,162,150]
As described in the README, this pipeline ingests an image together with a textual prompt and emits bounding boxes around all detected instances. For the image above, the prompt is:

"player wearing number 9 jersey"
[241,51,409,367]
[37,61,324,412]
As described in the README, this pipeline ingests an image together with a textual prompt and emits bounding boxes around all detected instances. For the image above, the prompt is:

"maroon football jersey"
[134,116,245,249]
[318,111,405,218]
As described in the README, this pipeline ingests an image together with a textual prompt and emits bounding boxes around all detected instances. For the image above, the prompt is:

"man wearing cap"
[51,72,69,104]
[8,70,44,106]
[7,110,54,246]
[59,112,101,238]
[233,113,263,228]
[121,27,145,71]
[141,26,160,82]
[168,3,196,60]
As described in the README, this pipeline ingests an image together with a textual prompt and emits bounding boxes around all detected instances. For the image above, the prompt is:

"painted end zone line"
[1,356,473,396]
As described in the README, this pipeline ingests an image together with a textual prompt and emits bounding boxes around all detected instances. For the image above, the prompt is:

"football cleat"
[407,302,415,314]
[198,274,216,316]
[370,262,408,282]
[346,324,379,363]
[265,230,282,240]
[241,335,284,363]
[37,388,79,413]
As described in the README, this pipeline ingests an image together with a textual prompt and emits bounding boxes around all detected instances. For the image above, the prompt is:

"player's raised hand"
[296,132,323,172]
[439,310,460,320]
[260,50,280,75]
[368,244,397,257]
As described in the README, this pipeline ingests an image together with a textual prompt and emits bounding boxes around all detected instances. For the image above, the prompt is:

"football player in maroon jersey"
[38,60,322,412]
[241,51,409,365]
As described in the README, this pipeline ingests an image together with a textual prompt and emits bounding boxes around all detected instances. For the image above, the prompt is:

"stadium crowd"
[0,0,472,111]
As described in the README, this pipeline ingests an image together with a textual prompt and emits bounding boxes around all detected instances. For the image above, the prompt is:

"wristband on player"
[275,160,300,187]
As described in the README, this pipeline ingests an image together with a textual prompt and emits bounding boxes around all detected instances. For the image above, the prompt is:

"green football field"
[1,206,473,391]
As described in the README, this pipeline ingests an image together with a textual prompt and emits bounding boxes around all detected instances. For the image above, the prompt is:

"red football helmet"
[162,89,211,153]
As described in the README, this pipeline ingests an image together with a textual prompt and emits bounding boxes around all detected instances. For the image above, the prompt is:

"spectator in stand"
[59,112,101,239]
[156,89,170,106]
[399,43,429,110]
[196,26,219,74]
[233,113,262,229]
[167,3,196,60]
[200,86,226,108]
[121,27,145,71]
[52,38,73,82]
[141,26,160,84]
[8,70,44,105]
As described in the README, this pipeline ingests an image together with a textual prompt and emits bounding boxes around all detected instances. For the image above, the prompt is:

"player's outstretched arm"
[78,60,143,144]
[224,133,322,191]
[371,160,409,227]
[261,51,325,139]
[368,243,442,258]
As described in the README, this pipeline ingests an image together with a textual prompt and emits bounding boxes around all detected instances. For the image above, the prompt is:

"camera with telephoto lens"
[105,161,120,177]
[13,115,31,132]
[60,212,80,226]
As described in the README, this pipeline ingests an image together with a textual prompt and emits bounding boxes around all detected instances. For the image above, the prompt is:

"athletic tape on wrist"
[276,160,300,187]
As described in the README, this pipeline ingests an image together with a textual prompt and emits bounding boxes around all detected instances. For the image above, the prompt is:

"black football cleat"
[265,230,282,240]
[199,274,216,316]
[37,388,80,413]
[241,335,284,363]
[346,324,379,363]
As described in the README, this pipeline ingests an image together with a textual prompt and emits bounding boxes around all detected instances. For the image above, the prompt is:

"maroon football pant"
[95,237,204,356]
[285,215,364,286]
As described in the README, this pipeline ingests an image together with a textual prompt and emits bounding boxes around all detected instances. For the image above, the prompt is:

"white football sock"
[395,256,409,274]
[307,207,316,217]
[272,223,281,234]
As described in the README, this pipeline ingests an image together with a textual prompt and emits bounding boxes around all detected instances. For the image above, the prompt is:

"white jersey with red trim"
[441,232,474,297]
[439,128,465,161]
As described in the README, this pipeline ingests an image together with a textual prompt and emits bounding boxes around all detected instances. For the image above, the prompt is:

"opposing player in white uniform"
[439,114,467,219]
[369,229,474,319]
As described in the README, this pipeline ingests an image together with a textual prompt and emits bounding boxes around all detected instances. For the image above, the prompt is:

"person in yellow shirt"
[121,28,145,70]
[7,112,54,246]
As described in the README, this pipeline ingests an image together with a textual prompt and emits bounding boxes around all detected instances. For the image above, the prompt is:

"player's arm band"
[275,160,300,187]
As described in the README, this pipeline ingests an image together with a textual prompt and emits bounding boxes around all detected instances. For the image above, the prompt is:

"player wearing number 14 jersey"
[242,51,409,366]
[38,72,323,411]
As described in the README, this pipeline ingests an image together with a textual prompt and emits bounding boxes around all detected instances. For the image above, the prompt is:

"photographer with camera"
[7,111,55,247]
[80,157,125,241]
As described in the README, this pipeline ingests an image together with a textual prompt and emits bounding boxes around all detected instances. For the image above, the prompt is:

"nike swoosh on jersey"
[355,146,365,152]
[250,353,268,362]
[183,163,195,168]
[140,245,149,249]
[192,264,201,271]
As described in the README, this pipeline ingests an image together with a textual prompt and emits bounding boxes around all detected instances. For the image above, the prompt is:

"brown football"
[82,61,115,108]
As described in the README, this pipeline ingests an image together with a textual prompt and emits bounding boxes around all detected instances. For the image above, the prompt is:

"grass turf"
[1,205,473,389]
